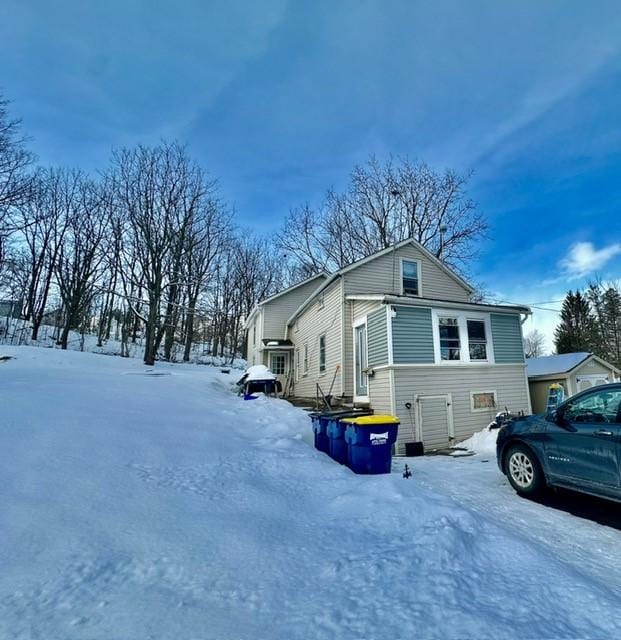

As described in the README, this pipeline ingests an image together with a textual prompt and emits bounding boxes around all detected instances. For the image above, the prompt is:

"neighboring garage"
[527,352,620,414]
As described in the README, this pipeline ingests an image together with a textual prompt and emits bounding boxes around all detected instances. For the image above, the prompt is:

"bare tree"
[524,329,546,359]
[277,156,487,278]
[181,198,230,361]
[55,177,110,349]
[110,142,211,365]
[0,94,34,265]
[15,168,75,340]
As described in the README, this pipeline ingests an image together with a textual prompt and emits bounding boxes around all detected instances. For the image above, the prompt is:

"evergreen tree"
[554,290,595,354]
[587,282,621,368]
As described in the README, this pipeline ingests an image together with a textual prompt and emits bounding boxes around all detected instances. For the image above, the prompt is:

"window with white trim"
[252,324,256,346]
[402,260,420,296]
[467,319,487,361]
[319,334,326,373]
[295,349,300,381]
[270,353,286,375]
[303,344,309,374]
[471,391,497,412]
[439,317,460,360]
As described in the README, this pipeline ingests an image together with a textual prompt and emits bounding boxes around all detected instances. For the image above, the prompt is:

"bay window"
[434,311,494,364]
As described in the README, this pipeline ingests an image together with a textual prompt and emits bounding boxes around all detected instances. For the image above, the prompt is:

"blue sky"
[2,1,621,351]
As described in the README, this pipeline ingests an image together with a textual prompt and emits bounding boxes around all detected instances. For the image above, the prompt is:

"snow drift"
[2,346,621,639]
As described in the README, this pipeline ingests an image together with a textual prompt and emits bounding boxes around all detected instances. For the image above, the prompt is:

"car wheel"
[504,444,544,497]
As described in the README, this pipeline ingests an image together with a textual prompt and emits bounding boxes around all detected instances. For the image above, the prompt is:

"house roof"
[527,352,592,377]
[286,238,477,326]
[528,353,620,378]
[245,271,329,327]
[262,339,293,347]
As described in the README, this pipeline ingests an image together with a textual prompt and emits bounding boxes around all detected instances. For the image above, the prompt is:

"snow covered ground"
[2,346,621,639]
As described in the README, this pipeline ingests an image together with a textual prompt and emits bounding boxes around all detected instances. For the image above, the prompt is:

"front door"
[269,352,288,382]
[355,324,368,398]
[546,387,621,489]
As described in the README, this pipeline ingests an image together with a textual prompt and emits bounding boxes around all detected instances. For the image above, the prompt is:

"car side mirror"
[549,407,574,430]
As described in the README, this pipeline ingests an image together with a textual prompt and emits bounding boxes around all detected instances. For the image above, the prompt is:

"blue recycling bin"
[343,415,400,474]
[310,409,372,455]
[310,413,330,453]
[327,418,349,464]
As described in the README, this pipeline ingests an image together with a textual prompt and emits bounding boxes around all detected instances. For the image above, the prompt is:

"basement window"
[471,391,497,412]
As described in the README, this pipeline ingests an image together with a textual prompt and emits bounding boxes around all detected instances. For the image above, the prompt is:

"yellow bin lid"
[341,414,400,425]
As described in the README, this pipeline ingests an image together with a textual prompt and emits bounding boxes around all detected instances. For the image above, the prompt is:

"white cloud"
[559,241,621,279]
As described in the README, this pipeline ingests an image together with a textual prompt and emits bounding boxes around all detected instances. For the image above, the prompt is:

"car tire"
[504,444,544,497]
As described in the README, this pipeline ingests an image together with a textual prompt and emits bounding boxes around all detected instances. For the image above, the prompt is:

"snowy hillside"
[0,318,246,368]
[2,346,621,639]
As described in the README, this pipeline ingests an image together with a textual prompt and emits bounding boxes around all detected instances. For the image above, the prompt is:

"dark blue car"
[497,383,621,501]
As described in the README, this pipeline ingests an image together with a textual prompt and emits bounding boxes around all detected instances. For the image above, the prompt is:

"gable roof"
[527,353,590,377]
[527,352,620,378]
[335,238,474,293]
[245,271,329,327]
[286,238,476,326]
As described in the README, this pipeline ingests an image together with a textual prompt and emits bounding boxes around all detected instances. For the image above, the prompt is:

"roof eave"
[382,294,531,315]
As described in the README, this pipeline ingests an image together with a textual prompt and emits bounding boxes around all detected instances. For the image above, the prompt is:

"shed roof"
[527,352,591,377]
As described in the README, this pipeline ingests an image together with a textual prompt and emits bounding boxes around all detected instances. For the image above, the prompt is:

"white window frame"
[270,352,287,376]
[431,309,495,365]
[352,316,369,402]
[319,334,326,373]
[295,349,300,381]
[470,390,498,413]
[400,258,422,297]
[303,343,309,375]
[252,324,256,346]
[466,318,488,362]
[437,316,461,362]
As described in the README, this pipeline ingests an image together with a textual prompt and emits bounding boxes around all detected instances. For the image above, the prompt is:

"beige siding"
[570,358,616,392]
[245,308,264,366]
[262,277,327,339]
[352,299,382,322]
[368,368,393,414]
[528,358,617,413]
[342,244,471,301]
[392,364,530,453]
[290,280,343,398]
[529,378,567,414]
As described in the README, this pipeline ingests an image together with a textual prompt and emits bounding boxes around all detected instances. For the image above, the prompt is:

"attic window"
[402,260,420,296]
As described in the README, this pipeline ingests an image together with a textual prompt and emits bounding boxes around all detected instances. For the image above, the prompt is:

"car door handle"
[596,429,614,437]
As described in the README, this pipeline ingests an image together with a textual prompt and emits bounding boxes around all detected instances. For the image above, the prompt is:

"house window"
[295,349,300,381]
[471,391,497,412]
[270,353,286,376]
[467,320,487,361]
[439,317,460,360]
[402,260,419,296]
[319,335,326,372]
[303,344,309,374]
[252,324,256,346]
